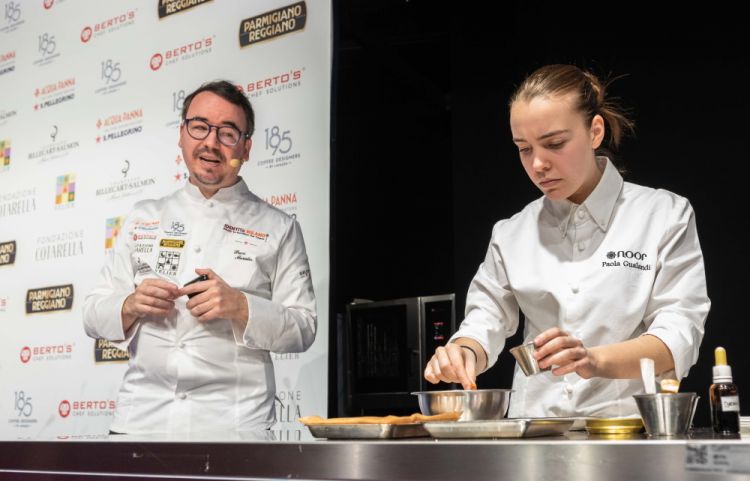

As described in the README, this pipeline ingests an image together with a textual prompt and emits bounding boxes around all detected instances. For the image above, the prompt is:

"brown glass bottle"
[710,382,740,434]
[709,347,741,434]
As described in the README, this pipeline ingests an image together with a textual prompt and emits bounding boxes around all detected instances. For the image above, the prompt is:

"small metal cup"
[509,342,549,376]
[633,393,699,437]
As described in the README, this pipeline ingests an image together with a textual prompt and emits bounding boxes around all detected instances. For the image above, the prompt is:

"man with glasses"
[83,80,317,434]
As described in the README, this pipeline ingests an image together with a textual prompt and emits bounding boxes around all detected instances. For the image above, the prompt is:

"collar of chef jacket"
[547,157,624,239]
[183,176,251,204]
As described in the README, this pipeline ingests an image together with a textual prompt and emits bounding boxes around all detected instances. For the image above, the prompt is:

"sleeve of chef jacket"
[239,218,317,353]
[449,220,520,370]
[642,196,710,379]
[82,213,137,344]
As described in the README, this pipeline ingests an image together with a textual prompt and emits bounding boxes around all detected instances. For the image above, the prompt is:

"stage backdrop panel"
[0,0,331,441]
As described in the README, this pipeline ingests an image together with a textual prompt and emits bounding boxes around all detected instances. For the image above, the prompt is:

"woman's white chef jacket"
[83,179,317,434]
[452,157,709,418]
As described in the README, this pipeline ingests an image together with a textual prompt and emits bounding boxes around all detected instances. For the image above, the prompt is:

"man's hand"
[178,268,249,325]
[121,278,179,332]
[534,327,599,379]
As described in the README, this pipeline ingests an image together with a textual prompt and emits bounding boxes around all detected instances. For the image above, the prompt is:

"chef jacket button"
[565,384,574,394]
[207,201,214,208]
[571,286,579,294]
[577,209,585,219]
[178,342,186,349]
[178,392,187,400]
[194,245,201,253]
[577,241,585,251]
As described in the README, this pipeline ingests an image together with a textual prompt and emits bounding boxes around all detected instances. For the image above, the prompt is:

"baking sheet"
[306,423,429,439]
[424,418,575,439]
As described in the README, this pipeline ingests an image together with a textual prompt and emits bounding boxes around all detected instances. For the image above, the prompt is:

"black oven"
[340,294,456,416]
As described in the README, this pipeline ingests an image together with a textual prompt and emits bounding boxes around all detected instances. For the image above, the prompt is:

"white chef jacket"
[83,178,317,434]
[452,157,709,418]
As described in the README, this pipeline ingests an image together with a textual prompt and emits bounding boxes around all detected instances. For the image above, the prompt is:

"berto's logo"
[20,346,31,363]
[149,53,163,71]
[80,26,92,43]
[58,400,70,418]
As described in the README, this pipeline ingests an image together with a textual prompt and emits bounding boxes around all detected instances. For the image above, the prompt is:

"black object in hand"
[184,274,208,298]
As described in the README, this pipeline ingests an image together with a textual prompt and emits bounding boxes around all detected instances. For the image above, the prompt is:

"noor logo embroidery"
[602,250,651,271]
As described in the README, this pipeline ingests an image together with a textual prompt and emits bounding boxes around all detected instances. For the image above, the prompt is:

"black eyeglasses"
[183,118,249,147]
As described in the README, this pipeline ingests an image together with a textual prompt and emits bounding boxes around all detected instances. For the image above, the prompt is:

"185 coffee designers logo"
[8,391,37,429]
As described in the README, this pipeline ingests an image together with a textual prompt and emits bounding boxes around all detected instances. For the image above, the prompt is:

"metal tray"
[424,418,575,439]
[585,417,644,435]
[306,423,430,439]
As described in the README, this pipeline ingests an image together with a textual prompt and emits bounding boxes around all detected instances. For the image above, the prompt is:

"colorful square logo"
[55,174,76,206]
[0,140,10,172]
[105,216,123,249]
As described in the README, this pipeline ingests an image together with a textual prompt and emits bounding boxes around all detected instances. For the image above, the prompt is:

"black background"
[330,0,748,426]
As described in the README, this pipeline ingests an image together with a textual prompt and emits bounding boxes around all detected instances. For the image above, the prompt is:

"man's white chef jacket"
[453,158,709,418]
[83,179,317,433]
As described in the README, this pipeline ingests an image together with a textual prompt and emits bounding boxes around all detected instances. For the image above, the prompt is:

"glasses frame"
[182,117,250,147]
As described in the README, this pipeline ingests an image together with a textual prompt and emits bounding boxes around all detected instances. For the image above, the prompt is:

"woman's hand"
[534,327,600,379]
[424,340,484,390]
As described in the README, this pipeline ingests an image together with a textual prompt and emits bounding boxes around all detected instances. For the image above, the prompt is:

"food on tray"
[299,412,461,425]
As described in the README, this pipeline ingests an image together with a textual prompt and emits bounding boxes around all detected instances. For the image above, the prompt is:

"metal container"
[424,418,574,438]
[633,393,699,436]
[509,342,549,376]
[411,389,512,421]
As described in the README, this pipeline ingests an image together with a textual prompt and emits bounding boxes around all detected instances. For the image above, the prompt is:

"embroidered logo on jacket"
[159,238,184,249]
[602,250,651,271]
[155,251,180,276]
[223,223,269,241]
[163,220,187,237]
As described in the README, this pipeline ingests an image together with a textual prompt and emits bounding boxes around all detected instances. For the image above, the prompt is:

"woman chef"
[425,64,709,418]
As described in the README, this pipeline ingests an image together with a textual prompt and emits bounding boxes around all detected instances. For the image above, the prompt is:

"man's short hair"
[181,80,255,138]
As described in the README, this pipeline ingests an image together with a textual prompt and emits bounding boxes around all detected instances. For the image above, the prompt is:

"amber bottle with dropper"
[709,346,740,434]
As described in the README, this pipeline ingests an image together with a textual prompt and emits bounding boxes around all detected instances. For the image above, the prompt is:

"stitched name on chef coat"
[601,249,652,271]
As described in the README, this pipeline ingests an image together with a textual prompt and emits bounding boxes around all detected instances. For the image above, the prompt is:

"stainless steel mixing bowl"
[412,389,513,421]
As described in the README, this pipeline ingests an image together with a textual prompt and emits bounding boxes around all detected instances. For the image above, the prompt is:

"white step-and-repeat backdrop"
[0,0,330,440]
